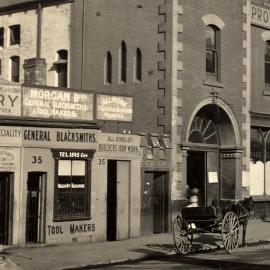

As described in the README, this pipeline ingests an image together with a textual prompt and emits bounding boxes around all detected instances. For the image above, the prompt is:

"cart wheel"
[173,215,193,254]
[221,211,240,254]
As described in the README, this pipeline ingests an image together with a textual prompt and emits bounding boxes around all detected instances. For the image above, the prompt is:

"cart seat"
[181,206,217,220]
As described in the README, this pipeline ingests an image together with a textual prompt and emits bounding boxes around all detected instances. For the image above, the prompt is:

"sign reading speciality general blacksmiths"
[22,86,94,121]
[251,4,270,29]
[96,94,133,121]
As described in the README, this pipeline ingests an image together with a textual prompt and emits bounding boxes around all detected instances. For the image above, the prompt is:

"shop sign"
[22,86,94,121]
[22,127,98,148]
[53,150,92,159]
[98,133,140,155]
[96,94,133,121]
[47,223,95,236]
[0,84,21,116]
[0,147,20,169]
[251,4,270,29]
[0,126,22,146]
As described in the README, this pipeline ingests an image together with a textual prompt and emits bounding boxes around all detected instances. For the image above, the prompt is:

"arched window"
[106,51,112,84]
[121,41,127,83]
[54,49,68,87]
[265,41,270,84]
[10,56,19,82]
[136,48,142,81]
[206,25,220,80]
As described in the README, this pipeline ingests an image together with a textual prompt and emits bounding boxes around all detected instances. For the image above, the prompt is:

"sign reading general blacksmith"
[251,4,270,29]
[96,94,133,121]
[22,86,94,120]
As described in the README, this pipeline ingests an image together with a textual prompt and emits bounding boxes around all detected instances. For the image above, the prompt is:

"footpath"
[1,219,270,270]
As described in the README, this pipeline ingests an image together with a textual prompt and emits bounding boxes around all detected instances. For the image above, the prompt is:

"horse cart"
[173,202,250,255]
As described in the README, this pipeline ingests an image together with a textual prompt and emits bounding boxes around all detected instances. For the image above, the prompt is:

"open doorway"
[0,172,13,245]
[187,151,206,206]
[26,172,46,243]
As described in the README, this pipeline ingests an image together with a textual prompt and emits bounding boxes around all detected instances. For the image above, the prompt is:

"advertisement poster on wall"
[96,94,133,122]
[22,86,94,121]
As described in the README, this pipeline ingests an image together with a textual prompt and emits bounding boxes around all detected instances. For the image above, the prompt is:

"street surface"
[91,243,270,270]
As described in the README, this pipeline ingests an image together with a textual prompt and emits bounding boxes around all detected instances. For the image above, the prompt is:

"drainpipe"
[36,1,42,58]
[81,0,85,89]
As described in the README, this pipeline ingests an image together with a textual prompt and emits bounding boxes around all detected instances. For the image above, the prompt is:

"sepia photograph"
[0,0,269,269]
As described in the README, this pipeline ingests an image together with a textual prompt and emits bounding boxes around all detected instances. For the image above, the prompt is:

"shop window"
[206,25,220,80]
[0,27,4,47]
[54,156,91,221]
[105,51,112,84]
[121,41,127,83]
[54,49,68,87]
[10,56,20,82]
[265,41,270,85]
[9,24,20,45]
[136,48,142,81]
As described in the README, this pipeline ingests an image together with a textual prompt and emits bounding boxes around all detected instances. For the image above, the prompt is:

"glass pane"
[72,160,85,176]
[265,63,270,84]
[58,176,71,189]
[189,131,204,143]
[206,26,215,47]
[72,176,86,190]
[206,50,216,73]
[58,160,71,176]
[251,128,264,163]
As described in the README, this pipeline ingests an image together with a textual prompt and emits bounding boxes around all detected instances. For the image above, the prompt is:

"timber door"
[0,172,13,245]
[107,160,130,241]
[26,172,46,243]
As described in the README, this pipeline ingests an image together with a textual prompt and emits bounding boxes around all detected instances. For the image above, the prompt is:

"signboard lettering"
[0,147,20,169]
[96,94,133,121]
[23,87,93,121]
[251,4,270,29]
[0,85,21,116]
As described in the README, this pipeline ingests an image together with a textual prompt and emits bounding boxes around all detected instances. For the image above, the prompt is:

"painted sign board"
[251,4,270,29]
[96,94,133,121]
[22,86,94,121]
[0,147,20,169]
[0,84,21,116]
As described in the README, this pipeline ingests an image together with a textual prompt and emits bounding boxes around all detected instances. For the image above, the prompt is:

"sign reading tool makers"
[22,86,94,121]
[96,94,133,121]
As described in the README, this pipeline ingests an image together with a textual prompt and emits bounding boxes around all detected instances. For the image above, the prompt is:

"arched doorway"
[184,101,241,205]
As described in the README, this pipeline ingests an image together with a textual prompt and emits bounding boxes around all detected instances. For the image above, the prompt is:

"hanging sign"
[22,86,93,121]
[96,94,133,121]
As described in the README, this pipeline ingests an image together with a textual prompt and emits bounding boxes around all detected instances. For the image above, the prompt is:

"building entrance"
[107,160,130,241]
[26,172,46,243]
[141,171,169,235]
[0,172,13,245]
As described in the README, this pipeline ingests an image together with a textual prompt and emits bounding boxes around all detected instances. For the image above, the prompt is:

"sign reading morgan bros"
[96,94,133,121]
[22,87,93,121]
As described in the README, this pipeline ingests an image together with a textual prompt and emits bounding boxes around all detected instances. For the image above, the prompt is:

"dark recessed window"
[136,48,142,81]
[9,24,20,45]
[54,49,68,87]
[0,28,4,47]
[10,56,19,82]
[265,41,270,85]
[54,157,91,221]
[206,25,219,80]
[121,41,127,83]
[106,51,112,84]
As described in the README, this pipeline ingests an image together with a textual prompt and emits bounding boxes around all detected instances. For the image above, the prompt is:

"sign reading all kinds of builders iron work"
[251,4,270,29]
[22,86,94,121]
[96,94,133,121]
[0,84,21,116]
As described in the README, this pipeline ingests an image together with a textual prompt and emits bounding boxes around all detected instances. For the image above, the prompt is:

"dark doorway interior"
[0,172,12,245]
[26,172,46,243]
[107,160,117,241]
[187,151,206,206]
[141,171,169,235]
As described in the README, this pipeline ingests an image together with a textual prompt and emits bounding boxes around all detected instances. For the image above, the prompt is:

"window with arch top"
[265,41,270,84]
[121,41,127,83]
[206,25,220,80]
[136,48,142,81]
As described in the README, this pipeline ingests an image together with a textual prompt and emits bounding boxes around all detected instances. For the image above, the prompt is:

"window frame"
[136,48,142,81]
[9,24,20,46]
[10,55,20,82]
[121,41,127,83]
[106,51,112,84]
[0,27,4,47]
[265,41,270,85]
[52,150,94,222]
[206,25,220,81]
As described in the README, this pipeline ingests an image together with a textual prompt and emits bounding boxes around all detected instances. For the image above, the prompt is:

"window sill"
[203,79,224,88]
[53,216,92,222]
[252,195,270,202]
